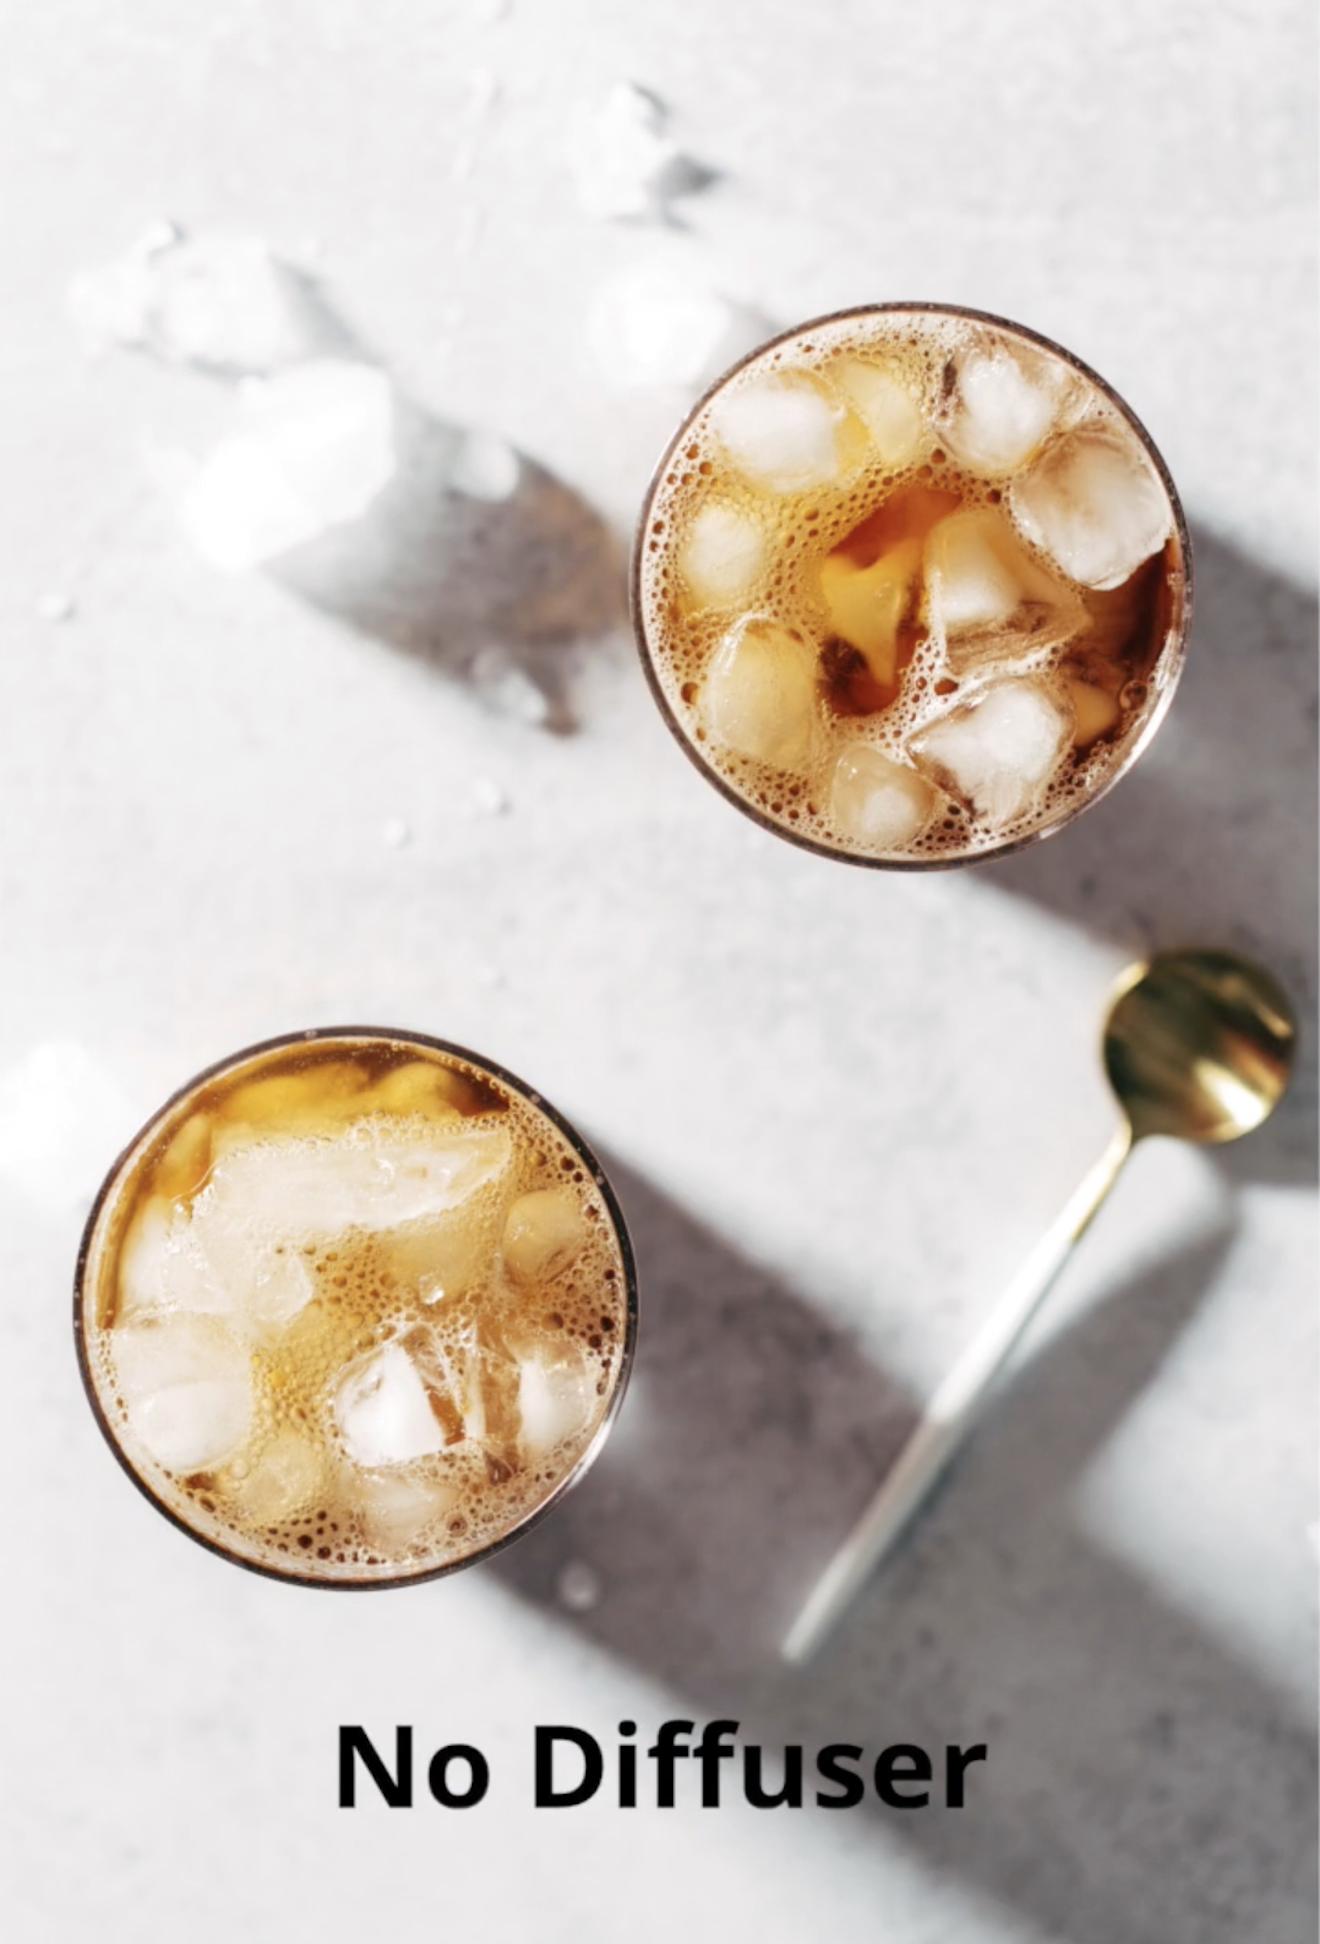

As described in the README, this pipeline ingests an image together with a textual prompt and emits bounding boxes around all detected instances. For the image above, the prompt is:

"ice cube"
[334,1339,451,1468]
[588,263,747,391]
[359,1471,458,1550]
[196,1120,512,1247]
[830,747,936,849]
[112,1313,254,1473]
[709,373,860,493]
[702,616,819,768]
[69,226,318,375]
[910,679,1071,825]
[144,236,311,373]
[502,1187,586,1285]
[556,1560,602,1612]
[468,645,553,727]
[678,501,767,609]
[832,360,926,466]
[1010,425,1173,590]
[229,1430,325,1526]
[939,333,1072,476]
[819,537,921,688]
[450,429,520,502]
[390,1211,490,1306]
[517,1346,595,1461]
[118,1201,234,1321]
[926,508,1083,669]
[245,1245,317,1329]
[180,361,396,572]
[569,82,681,223]
[36,591,77,624]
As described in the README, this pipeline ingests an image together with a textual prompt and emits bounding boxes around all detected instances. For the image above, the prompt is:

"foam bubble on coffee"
[636,308,1187,863]
[79,1038,631,1583]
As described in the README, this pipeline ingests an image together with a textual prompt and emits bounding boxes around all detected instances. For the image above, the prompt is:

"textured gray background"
[1,3,1316,1940]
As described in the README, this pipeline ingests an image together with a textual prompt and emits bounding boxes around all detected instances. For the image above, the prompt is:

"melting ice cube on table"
[180,361,396,572]
[112,1313,254,1472]
[910,679,1071,826]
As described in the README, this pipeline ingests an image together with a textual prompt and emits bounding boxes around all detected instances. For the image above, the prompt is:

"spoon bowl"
[1104,949,1297,1145]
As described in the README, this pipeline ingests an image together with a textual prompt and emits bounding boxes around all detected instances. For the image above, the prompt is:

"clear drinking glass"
[632,303,1191,868]
[75,1027,637,1588]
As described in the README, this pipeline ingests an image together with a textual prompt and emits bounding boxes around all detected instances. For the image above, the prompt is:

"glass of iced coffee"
[633,304,1190,865]
[75,1030,636,1587]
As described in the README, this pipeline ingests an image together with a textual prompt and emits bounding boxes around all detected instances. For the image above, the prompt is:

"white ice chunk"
[702,616,819,769]
[556,1560,603,1611]
[112,1313,254,1472]
[450,429,520,502]
[911,680,1071,826]
[517,1347,595,1461]
[833,360,926,466]
[501,1187,586,1285]
[926,508,1083,666]
[469,645,552,727]
[244,1246,317,1329]
[568,82,681,222]
[180,361,396,572]
[359,1471,458,1549]
[830,747,936,850]
[36,591,77,624]
[588,264,744,390]
[196,1120,511,1246]
[678,501,766,609]
[1010,425,1173,590]
[230,1430,325,1525]
[335,1340,450,1468]
[118,1201,234,1321]
[940,334,1072,475]
[69,226,314,374]
[0,1040,137,1216]
[709,373,853,493]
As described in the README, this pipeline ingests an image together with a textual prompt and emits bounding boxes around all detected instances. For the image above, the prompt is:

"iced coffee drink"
[633,305,1190,864]
[76,1031,635,1586]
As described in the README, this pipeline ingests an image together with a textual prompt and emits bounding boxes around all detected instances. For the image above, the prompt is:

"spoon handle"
[782,1123,1134,1664]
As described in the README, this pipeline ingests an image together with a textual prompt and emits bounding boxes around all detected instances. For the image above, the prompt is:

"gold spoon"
[782,948,1297,1665]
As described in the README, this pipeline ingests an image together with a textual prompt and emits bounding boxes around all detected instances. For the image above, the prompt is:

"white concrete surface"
[1,3,1315,1941]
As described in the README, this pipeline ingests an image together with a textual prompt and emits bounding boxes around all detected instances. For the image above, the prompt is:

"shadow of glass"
[491,1156,1316,1944]
[986,526,1317,1189]
[244,266,627,732]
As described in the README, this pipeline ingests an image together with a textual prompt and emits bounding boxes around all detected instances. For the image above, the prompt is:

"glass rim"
[74,1024,640,1592]
[629,299,1195,872]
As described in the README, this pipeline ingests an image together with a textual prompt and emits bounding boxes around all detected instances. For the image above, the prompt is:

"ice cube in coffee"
[633,305,1190,864]
[76,1032,635,1585]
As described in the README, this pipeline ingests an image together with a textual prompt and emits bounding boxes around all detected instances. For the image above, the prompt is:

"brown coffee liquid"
[79,1036,632,1584]
[636,309,1188,862]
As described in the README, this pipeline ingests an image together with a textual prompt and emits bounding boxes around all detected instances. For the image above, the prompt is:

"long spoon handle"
[782,1123,1134,1664]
